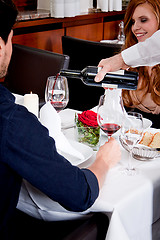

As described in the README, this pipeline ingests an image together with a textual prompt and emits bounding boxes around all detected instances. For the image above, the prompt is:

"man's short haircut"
[0,0,18,43]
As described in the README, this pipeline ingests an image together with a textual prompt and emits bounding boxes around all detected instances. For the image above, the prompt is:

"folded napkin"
[97,0,108,11]
[13,93,24,106]
[40,102,85,161]
[59,108,80,129]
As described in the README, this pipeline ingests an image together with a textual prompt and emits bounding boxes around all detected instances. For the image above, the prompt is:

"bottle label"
[108,70,125,75]
[102,83,118,88]
[97,69,124,75]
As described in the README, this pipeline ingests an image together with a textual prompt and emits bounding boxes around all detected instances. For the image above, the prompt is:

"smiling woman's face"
[131,2,159,42]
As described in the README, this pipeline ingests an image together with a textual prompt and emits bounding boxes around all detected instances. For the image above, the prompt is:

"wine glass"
[97,89,124,142]
[120,112,143,176]
[45,75,69,112]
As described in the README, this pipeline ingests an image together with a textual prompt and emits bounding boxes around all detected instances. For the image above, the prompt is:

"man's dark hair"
[0,0,18,43]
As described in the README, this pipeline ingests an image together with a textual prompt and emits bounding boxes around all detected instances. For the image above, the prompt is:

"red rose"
[77,110,98,127]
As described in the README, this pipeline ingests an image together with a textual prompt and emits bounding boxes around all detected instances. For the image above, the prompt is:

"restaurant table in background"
[15,98,160,240]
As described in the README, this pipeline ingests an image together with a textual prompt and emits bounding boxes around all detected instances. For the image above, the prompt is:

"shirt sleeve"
[2,104,99,212]
[121,30,160,67]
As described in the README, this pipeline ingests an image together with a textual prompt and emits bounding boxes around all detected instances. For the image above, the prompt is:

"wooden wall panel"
[66,22,103,42]
[103,20,121,40]
[12,11,125,53]
[13,29,64,54]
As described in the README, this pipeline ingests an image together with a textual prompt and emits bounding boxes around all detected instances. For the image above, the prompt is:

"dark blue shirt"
[0,84,99,235]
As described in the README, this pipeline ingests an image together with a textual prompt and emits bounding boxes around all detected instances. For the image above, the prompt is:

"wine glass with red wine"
[97,90,124,141]
[120,112,143,175]
[45,75,69,112]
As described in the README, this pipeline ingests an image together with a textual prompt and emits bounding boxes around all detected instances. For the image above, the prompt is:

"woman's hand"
[95,53,129,82]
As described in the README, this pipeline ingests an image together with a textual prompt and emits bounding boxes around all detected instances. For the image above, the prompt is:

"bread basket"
[119,136,160,161]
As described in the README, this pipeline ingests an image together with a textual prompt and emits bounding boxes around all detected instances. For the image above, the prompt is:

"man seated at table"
[0,0,121,239]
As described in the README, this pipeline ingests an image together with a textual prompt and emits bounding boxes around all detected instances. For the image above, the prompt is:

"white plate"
[60,140,93,166]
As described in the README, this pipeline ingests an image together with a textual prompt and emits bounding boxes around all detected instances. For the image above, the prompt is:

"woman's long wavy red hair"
[122,0,160,106]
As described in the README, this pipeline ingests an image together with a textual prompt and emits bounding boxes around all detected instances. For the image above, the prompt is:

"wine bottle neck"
[60,69,81,79]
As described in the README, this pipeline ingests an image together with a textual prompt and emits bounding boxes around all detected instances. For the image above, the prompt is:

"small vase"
[75,123,100,151]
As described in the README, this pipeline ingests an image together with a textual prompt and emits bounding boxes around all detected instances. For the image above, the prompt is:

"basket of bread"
[120,131,160,161]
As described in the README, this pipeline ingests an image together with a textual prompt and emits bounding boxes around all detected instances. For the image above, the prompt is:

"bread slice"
[148,132,160,148]
[139,131,153,146]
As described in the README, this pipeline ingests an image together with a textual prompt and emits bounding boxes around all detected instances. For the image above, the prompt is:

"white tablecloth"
[62,122,160,240]
[17,107,160,240]
[62,123,160,240]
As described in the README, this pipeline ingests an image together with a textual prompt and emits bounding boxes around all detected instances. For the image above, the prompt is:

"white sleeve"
[121,30,160,67]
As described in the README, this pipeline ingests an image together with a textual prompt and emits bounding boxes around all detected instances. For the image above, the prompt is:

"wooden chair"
[62,36,122,110]
[4,44,70,107]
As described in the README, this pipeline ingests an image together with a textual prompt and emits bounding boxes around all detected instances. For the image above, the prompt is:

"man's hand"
[88,138,121,188]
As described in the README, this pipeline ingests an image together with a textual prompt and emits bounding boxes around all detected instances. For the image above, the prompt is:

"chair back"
[5,44,70,106]
[62,36,122,70]
[62,36,122,110]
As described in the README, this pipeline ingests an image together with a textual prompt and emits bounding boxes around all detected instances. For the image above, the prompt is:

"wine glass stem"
[107,135,111,142]
[128,148,134,171]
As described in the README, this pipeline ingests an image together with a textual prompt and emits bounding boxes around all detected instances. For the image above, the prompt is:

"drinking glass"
[97,90,124,142]
[45,75,69,112]
[117,21,125,44]
[120,112,143,175]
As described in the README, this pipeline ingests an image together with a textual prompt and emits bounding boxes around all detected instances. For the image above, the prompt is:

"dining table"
[59,108,160,240]
[14,93,160,240]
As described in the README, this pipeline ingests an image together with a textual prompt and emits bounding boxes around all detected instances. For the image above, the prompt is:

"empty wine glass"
[120,112,143,175]
[97,89,124,142]
[45,75,69,112]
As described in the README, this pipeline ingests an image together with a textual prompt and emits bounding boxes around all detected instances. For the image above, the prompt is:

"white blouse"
[122,30,160,67]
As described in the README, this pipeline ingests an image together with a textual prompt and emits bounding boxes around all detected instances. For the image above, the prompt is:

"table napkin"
[40,102,85,160]
[97,0,122,12]
[113,0,122,11]
[97,0,108,11]
[13,93,24,106]
[59,108,80,129]
[18,180,90,221]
